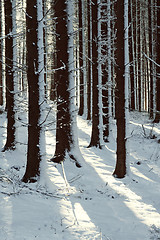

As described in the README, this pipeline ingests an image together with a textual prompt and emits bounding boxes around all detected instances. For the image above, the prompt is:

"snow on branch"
[143,52,160,68]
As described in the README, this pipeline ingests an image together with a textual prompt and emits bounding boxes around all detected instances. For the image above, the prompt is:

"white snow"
[0,108,160,240]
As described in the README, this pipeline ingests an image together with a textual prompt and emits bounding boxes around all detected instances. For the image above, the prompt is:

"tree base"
[22,176,38,183]
[50,152,82,168]
[2,144,16,152]
[87,142,103,149]
[153,113,160,123]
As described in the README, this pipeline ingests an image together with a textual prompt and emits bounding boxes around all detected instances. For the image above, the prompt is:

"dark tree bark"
[0,0,3,107]
[22,0,44,183]
[137,0,141,112]
[78,0,84,116]
[101,1,109,142]
[88,0,102,148]
[154,0,160,123]
[42,0,47,97]
[129,0,135,111]
[3,0,16,151]
[113,0,126,178]
[149,0,154,119]
[51,0,81,167]
[50,5,57,102]
[50,49,57,101]
[87,0,91,120]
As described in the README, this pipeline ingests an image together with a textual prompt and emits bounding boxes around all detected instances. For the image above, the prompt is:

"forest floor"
[0,102,160,240]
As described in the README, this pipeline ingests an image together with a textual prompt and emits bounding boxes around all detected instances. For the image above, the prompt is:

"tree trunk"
[154,0,160,123]
[78,0,84,116]
[0,0,3,107]
[3,0,16,151]
[22,0,45,183]
[113,0,128,178]
[88,0,102,148]
[51,0,82,168]
[149,0,154,118]
[87,0,91,120]
[129,0,135,111]
[101,1,109,142]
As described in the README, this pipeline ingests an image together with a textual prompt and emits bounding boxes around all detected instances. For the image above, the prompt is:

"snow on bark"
[124,0,130,175]
[82,0,87,118]
[98,0,103,146]
[37,0,46,181]
[12,0,18,143]
[151,0,157,119]
[1,0,5,108]
[130,0,137,110]
[66,0,84,164]
[107,0,112,141]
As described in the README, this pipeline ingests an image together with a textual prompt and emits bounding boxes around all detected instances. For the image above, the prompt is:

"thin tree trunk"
[82,0,87,118]
[88,0,102,148]
[78,0,84,116]
[0,0,3,107]
[87,0,91,120]
[129,0,135,110]
[3,0,16,151]
[154,0,160,123]
[101,1,109,142]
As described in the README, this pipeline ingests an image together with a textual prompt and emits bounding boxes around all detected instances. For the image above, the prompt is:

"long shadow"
[62,121,160,239]
[124,155,160,216]
[78,117,160,222]
[58,147,152,240]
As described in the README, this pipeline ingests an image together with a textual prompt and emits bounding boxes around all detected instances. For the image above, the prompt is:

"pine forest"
[0,1,160,239]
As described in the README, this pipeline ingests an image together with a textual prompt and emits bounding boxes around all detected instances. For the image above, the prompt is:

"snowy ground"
[0,105,160,240]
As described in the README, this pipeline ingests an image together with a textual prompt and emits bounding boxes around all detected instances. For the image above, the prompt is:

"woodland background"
[0,1,160,239]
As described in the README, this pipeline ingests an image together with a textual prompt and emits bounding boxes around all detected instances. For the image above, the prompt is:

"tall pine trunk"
[78,0,84,116]
[87,0,91,120]
[51,0,82,168]
[154,0,160,123]
[22,0,45,183]
[3,0,17,151]
[88,0,102,148]
[0,0,3,107]
[113,0,129,178]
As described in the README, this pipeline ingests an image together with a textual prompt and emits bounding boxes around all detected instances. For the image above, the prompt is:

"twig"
[61,162,70,194]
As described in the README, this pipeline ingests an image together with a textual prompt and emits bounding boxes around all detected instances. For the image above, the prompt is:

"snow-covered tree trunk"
[78,0,84,116]
[135,0,139,110]
[107,0,112,141]
[22,0,45,183]
[0,0,3,107]
[82,0,87,118]
[151,0,157,119]
[130,0,136,110]
[67,0,84,165]
[88,0,103,148]
[101,0,109,142]
[51,0,83,168]
[3,0,17,151]
[111,2,116,118]
[12,0,18,144]
[139,1,143,111]
[0,0,5,109]
[98,0,103,146]
[101,1,109,142]
[154,0,160,123]
[124,0,130,174]
[87,0,91,120]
